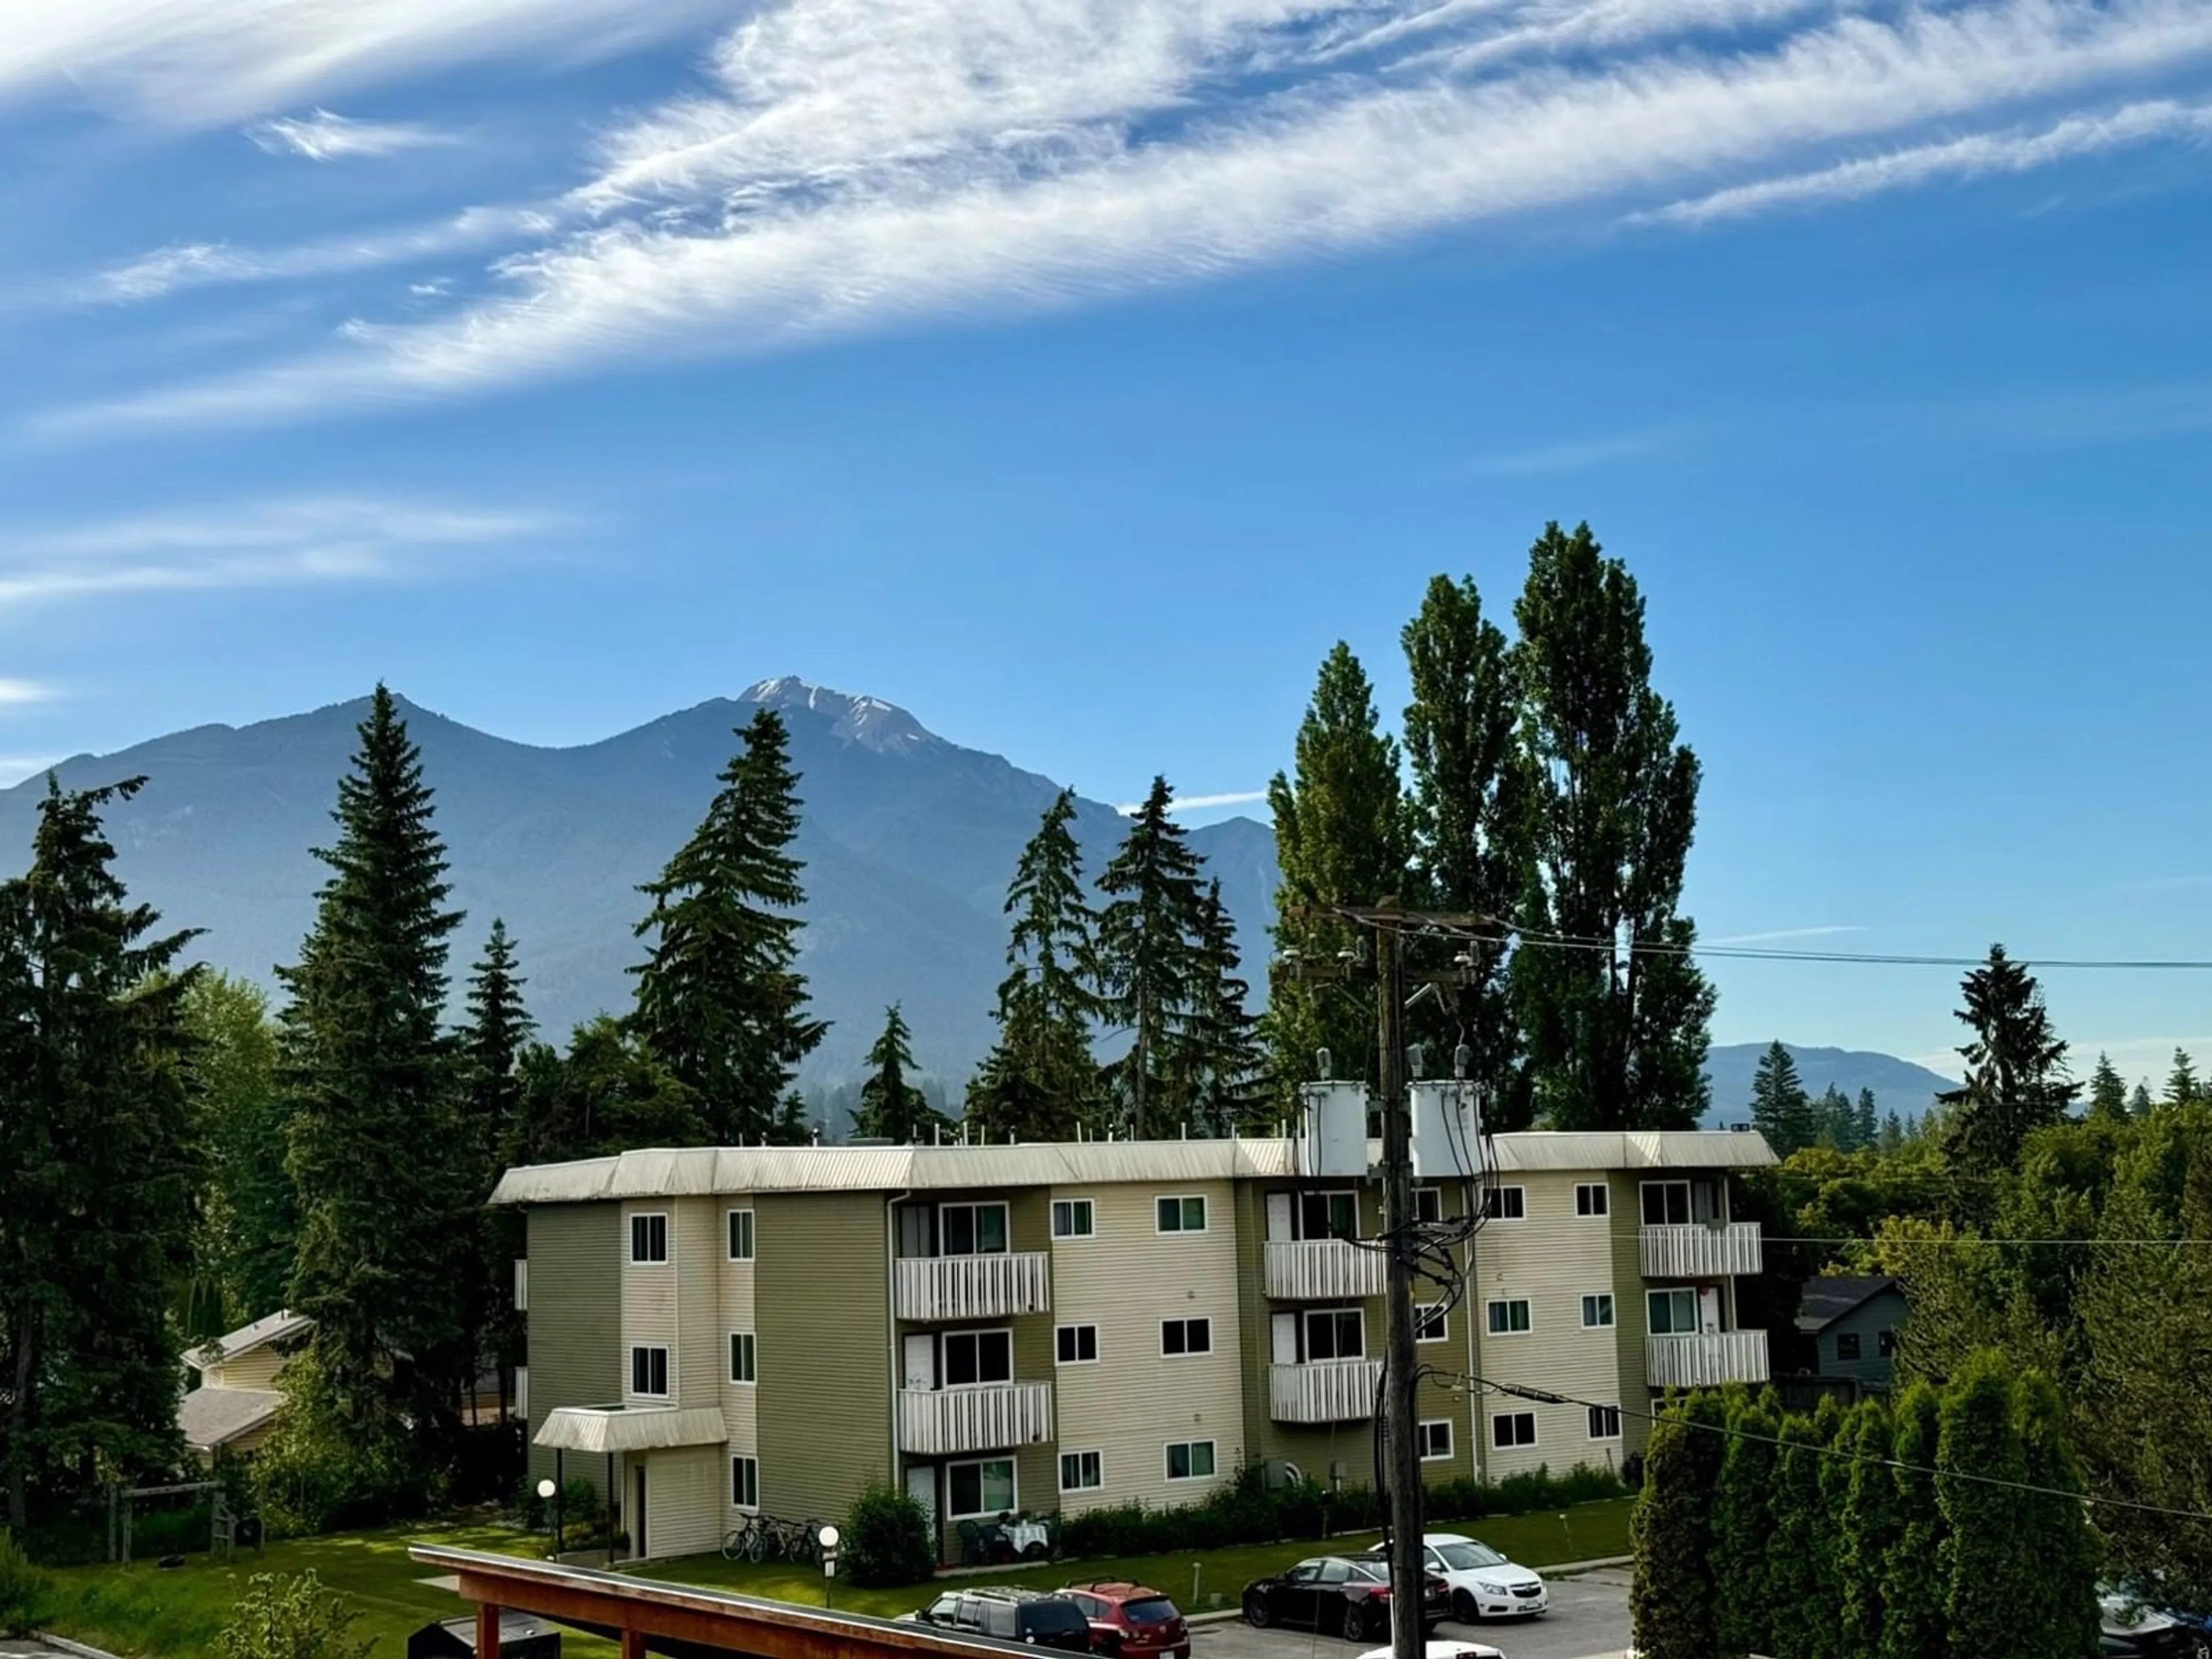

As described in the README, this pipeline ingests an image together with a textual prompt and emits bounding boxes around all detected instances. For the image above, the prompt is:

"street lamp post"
[536,1479,561,1563]
[818,1525,841,1610]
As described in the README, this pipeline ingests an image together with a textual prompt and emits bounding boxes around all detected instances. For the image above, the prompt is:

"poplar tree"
[631,708,825,1145]
[1629,1390,1728,1659]
[1881,1382,1948,1659]
[1512,522,1714,1131]
[968,791,1101,1140]
[1266,643,1407,1094]
[280,687,469,1441]
[184,971,289,1335]
[1168,881,1269,1135]
[854,1004,950,1142]
[2087,1053,2130,1122]
[1939,945,2077,1176]
[1401,573,1533,1128]
[1095,776,1206,1138]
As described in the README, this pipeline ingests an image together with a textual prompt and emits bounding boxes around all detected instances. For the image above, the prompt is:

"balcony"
[897,1382,1053,1456]
[896,1253,1051,1321]
[1646,1329,1770,1389]
[1639,1221,1764,1279]
[1269,1359,1383,1424]
[1264,1239,1388,1301]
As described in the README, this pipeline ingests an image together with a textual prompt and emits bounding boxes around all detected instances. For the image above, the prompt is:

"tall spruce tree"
[968,790,1102,1141]
[1938,945,2077,1176]
[0,778,199,1529]
[1854,1088,1880,1152]
[2165,1047,2200,1107]
[1095,777,1207,1138]
[1879,1109,1906,1154]
[2129,1081,2154,1117]
[1400,573,1533,1128]
[2087,1052,2131,1122]
[1266,643,1407,1094]
[1750,1041,1810,1154]
[1512,522,1714,1130]
[1629,1389,1728,1659]
[458,920,533,1426]
[1167,881,1269,1135]
[1815,1083,1855,1152]
[853,1004,951,1142]
[631,709,825,1145]
[280,687,471,1442]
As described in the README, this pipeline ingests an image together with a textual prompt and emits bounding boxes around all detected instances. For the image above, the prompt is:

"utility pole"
[1374,904,1425,1659]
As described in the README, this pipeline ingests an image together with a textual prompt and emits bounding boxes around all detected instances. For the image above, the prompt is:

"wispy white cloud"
[1469,426,1687,476]
[0,497,563,613]
[93,206,547,303]
[1119,789,1271,815]
[37,0,2212,430]
[245,108,457,160]
[1705,924,1868,947]
[0,679,58,707]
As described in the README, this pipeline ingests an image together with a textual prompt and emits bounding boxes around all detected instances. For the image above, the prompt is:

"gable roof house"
[1796,1274,1907,1395]
[177,1310,314,1460]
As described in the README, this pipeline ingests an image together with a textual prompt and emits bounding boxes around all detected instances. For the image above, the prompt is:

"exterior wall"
[1607,1173,1652,1461]
[1411,1182,1477,1484]
[1053,1179,1243,1514]
[622,1199,683,1406]
[675,1199,723,1406]
[754,1190,893,1522]
[204,1348,287,1392]
[643,1445,725,1560]
[718,1195,759,1479]
[524,1202,623,1498]
[1006,1188,1057,1520]
[1815,1289,1907,1390]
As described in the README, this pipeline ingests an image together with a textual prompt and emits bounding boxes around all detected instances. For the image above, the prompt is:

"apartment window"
[1161,1317,1213,1358]
[1051,1199,1094,1239]
[1588,1405,1623,1441]
[729,1331,756,1385]
[630,1213,668,1264]
[1641,1178,1721,1225]
[1414,1303,1448,1344]
[731,1455,759,1510]
[1647,1287,1699,1335]
[1879,1328,1899,1358]
[727,1209,755,1262]
[941,1202,1009,1256]
[1418,1419,1453,1461]
[630,1345,670,1398]
[1482,1186,1526,1221]
[1582,1293,1616,1330]
[1304,1308,1364,1362]
[1486,1298,1532,1336]
[1156,1195,1207,1233]
[1493,1411,1537,1449]
[1165,1440,1217,1482]
[1059,1450,1104,1493]
[1835,1332,1863,1361]
[943,1328,1014,1387]
[1575,1183,1609,1217]
[1299,1191,1357,1241]
[1414,1187,1444,1225]
[1056,1324,1099,1365]
[949,1457,1016,1518]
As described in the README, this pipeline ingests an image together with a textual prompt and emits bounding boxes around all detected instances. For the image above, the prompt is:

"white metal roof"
[491,1128,1770,1206]
[177,1387,282,1451]
[533,1404,730,1455]
[191,1309,315,1368]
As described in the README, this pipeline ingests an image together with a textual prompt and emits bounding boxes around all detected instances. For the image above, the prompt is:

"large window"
[1486,1298,1532,1335]
[1056,1324,1099,1365]
[1482,1187,1526,1221]
[1587,1406,1623,1441]
[727,1209,755,1262]
[1156,1195,1207,1234]
[1418,1420,1453,1461]
[731,1456,759,1509]
[943,1328,1014,1387]
[1051,1199,1094,1239]
[630,1213,668,1264]
[1414,1304,1448,1344]
[1647,1288,1699,1335]
[1059,1450,1104,1493]
[949,1457,1016,1518]
[1160,1317,1213,1358]
[1575,1183,1609,1217]
[630,1345,670,1398]
[729,1331,756,1385]
[1165,1441,1217,1482]
[1581,1293,1616,1330]
[1414,1187,1444,1225]
[941,1202,1009,1256]
[1836,1332,1863,1361]
[1299,1191,1357,1241]
[1304,1308,1364,1361]
[1492,1411,1537,1449]
[1641,1178,1721,1226]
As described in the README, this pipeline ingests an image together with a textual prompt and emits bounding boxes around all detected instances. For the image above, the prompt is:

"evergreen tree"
[1629,1389,1728,1659]
[1766,1412,1830,1659]
[1400,573,1533,1129]
[853,1005,952,1142]
[968,791,1102,1141]
[513,1019,706,1162]
[631,709,825,1145]
[1711,1389,1778,1659]
[1815,1083,1854,1151]
[1168,881,1270,1135]
[279,686,470,1443]
[2165,1047,2200,1108]
[1880,1382,1948,1659]
[1095,776,1207,1137]
[1937,1353,2028,1659]
[1839,1397,1899,1659]
[1854,1088,1880,1152]
[1878,1109,1906,1154]
[2014,1369,2102,1659]
[0,778,199,1531]
[458,921,533,1430]
[2128,1081,2154,1117]
[184,971,289,1336]
[2087,1052,2130,1123]
[1266,644,1407,1094]
[1512,522,1714,1131]
[1750,1041,1811,1154]
[1938,945,2078,1176]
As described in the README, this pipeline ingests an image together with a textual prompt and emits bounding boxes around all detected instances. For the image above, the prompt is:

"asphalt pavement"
[1188,1567,1631,1659]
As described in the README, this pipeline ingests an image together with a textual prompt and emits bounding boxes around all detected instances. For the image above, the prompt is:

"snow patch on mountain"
[741,675,937,755]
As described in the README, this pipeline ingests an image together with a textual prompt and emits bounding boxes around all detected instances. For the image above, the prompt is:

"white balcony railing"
[1646,1329,1770,1389]
[1264,1239,1388,1301]
[897,1382,1054,1456]
[895,1253,1051,1321]
[1269,1359,1384,1423]
[1639,1221,1764,1279]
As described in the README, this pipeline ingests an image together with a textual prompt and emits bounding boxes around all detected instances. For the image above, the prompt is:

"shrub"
[0,1528,52,1636]
[213,1572,372,1659]
[843,1484,937,1588]
[249,1355,434,1536]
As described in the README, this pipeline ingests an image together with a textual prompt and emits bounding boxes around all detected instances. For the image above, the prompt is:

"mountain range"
[1701,1043,1959,1125]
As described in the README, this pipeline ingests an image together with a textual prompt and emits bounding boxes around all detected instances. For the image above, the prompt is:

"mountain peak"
[740,676,936,755]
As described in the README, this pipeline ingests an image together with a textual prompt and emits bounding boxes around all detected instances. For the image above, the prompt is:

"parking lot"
[1188,1567,1630,1659]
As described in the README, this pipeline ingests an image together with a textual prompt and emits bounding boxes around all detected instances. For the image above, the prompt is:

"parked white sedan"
[1412,1533,1550,1622]
[1358,1643,1504,1659]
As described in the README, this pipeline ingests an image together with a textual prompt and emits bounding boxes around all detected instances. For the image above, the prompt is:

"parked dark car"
[1241,1554,1449,1642]
[2102,1589,2212,1658]
[914,1588,1095,1652]
[1059,1582,1190,1659]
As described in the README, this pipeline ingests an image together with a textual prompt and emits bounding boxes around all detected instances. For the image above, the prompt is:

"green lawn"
[39,1499,1632,1658]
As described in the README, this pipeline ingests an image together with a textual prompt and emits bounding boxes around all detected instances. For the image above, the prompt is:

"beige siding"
[1466,1171,1620,1478]
[642,1446,725,1560]
[1607,1173,1652,1461]
[623,1200,681,1406]
[204,1349,286,1392]
[719,1195,760,1457]
[675,1199,722,1406]
[1052,1180,1242,1513]
[524,1203,623,1498]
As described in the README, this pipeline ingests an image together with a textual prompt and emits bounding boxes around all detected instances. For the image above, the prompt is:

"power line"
[1770,1234,2212,1248]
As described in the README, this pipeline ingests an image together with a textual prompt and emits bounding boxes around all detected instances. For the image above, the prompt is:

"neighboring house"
[499,1129,1775,1562]
[177,1309,315,1461]
[1796,1275,1907,1393]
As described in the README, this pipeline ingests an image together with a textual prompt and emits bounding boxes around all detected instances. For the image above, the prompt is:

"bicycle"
[721,1514,767,1562]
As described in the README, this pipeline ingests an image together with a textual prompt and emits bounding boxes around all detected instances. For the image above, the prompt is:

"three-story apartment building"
[499,1130,1772,1561]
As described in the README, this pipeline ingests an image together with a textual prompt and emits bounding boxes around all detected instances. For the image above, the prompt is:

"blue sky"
[2,0,2211,1085]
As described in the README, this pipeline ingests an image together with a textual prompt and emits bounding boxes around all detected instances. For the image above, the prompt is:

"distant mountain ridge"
[1702,1042,1959,1126]
[0,677,1277,1089]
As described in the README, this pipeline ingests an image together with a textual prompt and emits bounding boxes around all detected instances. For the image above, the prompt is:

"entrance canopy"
[532,1405,726,1456]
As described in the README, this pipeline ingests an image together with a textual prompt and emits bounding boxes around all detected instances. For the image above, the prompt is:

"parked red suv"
[1059,1583,1190,1659]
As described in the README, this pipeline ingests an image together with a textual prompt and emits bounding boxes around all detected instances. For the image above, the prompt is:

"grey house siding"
[524,1202,623,1498]
[1814,1288,1908,1390]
